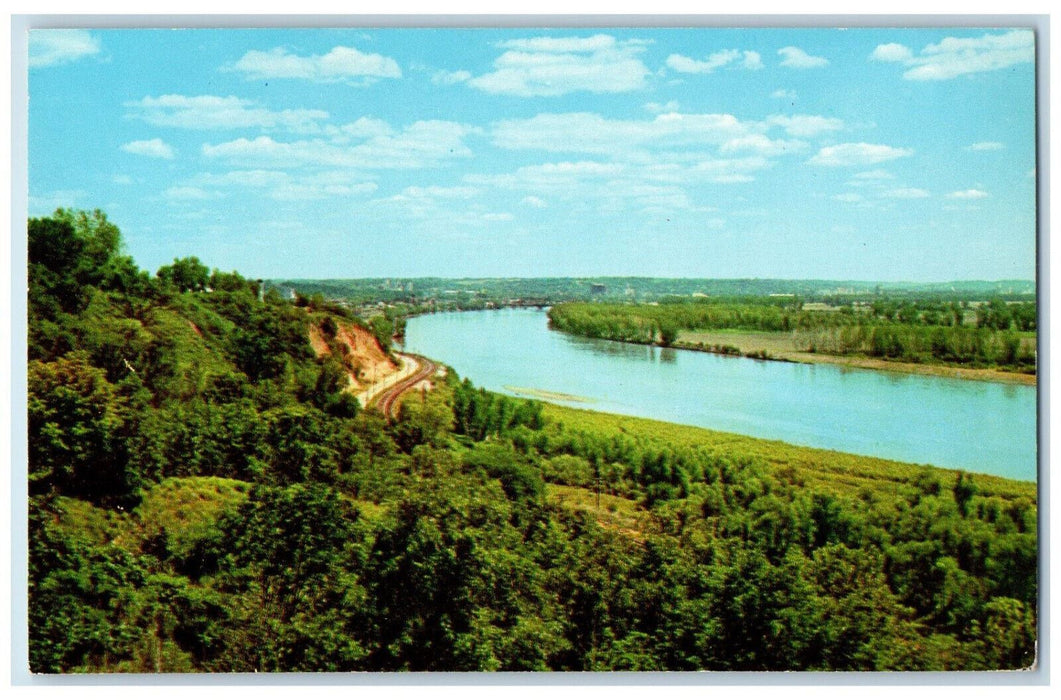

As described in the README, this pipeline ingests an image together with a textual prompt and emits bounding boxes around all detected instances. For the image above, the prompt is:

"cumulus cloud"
[883,187,930,199]
[164,186,215,201]
[778,46,829,69]
[188,169,378,201]
[466,34,651,96]
[771,88,797,100]
[127,94,329,132]
[467,160,718,213]
[742,51,764,70]
[720,134,804,157]
[521,195,547,208]
[644,100,681,114]
[459,107,850,216]
[29,29,100,68]
[202,120,476,170]
[766,114,844,137]
[870,30,1033,81]
[666,48,761,74]
[432,69,472,85]
[947,189,989,199]
[228,46,402,83]
[870,43,914,63]
[467,161,625,190]
[399,185,479,200]
[492,111,757,156]
[486,109,844,191]
[120,138,175,159]
[853,169,895,180]
[808,142,913,167]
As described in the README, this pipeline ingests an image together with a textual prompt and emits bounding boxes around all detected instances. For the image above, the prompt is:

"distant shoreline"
[666,331,1037,387]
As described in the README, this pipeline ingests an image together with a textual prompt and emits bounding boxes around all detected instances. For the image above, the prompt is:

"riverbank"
[674,329,1036,386]
[541,402,1039,493]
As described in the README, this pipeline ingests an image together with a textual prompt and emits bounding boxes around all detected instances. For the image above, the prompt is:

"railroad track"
[375,353,438,421]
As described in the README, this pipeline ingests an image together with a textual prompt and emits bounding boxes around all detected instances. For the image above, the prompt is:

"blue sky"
[27,26,1037,281]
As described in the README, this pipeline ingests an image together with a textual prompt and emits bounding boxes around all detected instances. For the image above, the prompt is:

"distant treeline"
[548,299,1036,371]
[273,276,1036,309]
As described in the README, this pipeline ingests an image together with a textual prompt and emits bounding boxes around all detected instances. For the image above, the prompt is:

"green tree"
[156,256,210,293]
[28,353,141,506]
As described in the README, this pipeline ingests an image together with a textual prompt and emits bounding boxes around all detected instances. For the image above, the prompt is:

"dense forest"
[548,299,1037,373]
[27,210,1037,673]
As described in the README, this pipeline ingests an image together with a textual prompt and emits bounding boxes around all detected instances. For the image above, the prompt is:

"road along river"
[401,308,1037,482]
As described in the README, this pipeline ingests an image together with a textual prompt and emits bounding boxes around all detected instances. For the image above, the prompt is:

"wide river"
[402,308,1038,482]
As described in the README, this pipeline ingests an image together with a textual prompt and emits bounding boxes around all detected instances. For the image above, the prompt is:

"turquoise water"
[402,308,1038,481]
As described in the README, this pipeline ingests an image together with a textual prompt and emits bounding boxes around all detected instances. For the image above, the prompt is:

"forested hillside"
[27,210,1038,673]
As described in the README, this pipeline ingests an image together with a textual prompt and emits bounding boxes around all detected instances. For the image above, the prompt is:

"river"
[401,308,1037,481]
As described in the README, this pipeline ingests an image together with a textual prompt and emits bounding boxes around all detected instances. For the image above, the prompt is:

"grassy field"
[675,328,1037,386]
[541,402,1037,500]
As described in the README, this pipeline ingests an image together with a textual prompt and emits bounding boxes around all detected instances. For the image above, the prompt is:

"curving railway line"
[373,353,438,421]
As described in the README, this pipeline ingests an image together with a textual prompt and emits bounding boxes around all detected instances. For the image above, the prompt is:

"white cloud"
[432,69,472,85]
[870,43,914,63]
[883,187,930,199]
[271,180,378,201]
[228,46,401,83]
[834,193,864,203]
[467,34,650,96]
[399,185,479,200]
[120,138,175,159]
[947,189,990,199]
[491,111,756,156]
[487,110,835,192]
[188,169,378,201]
[196,170,291,188]
[497,35,621,53]
[808,142,913,167]
[778,46,829,69]
[29,29,100,68]
[644,100,680,114]
[872,30,1033,81]
[481,212,514,222]
[766,114,844,137]
[666,49,763,74]
[127,95,329,132]
[471,162,718,214]
[666,49,738,74]
[969,141,1005,151]
[112,175,134,185]
[853,169,895,180]
[333,117,393,140]
[164,186,216,201]
[771,89,797,100]
[521,196,547,208]
[690,157,768,183]
[711,174,755,184]
[468,161,625,190]
[202,120,476,170]
[720,134,805,157]
[742,51,764,70]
